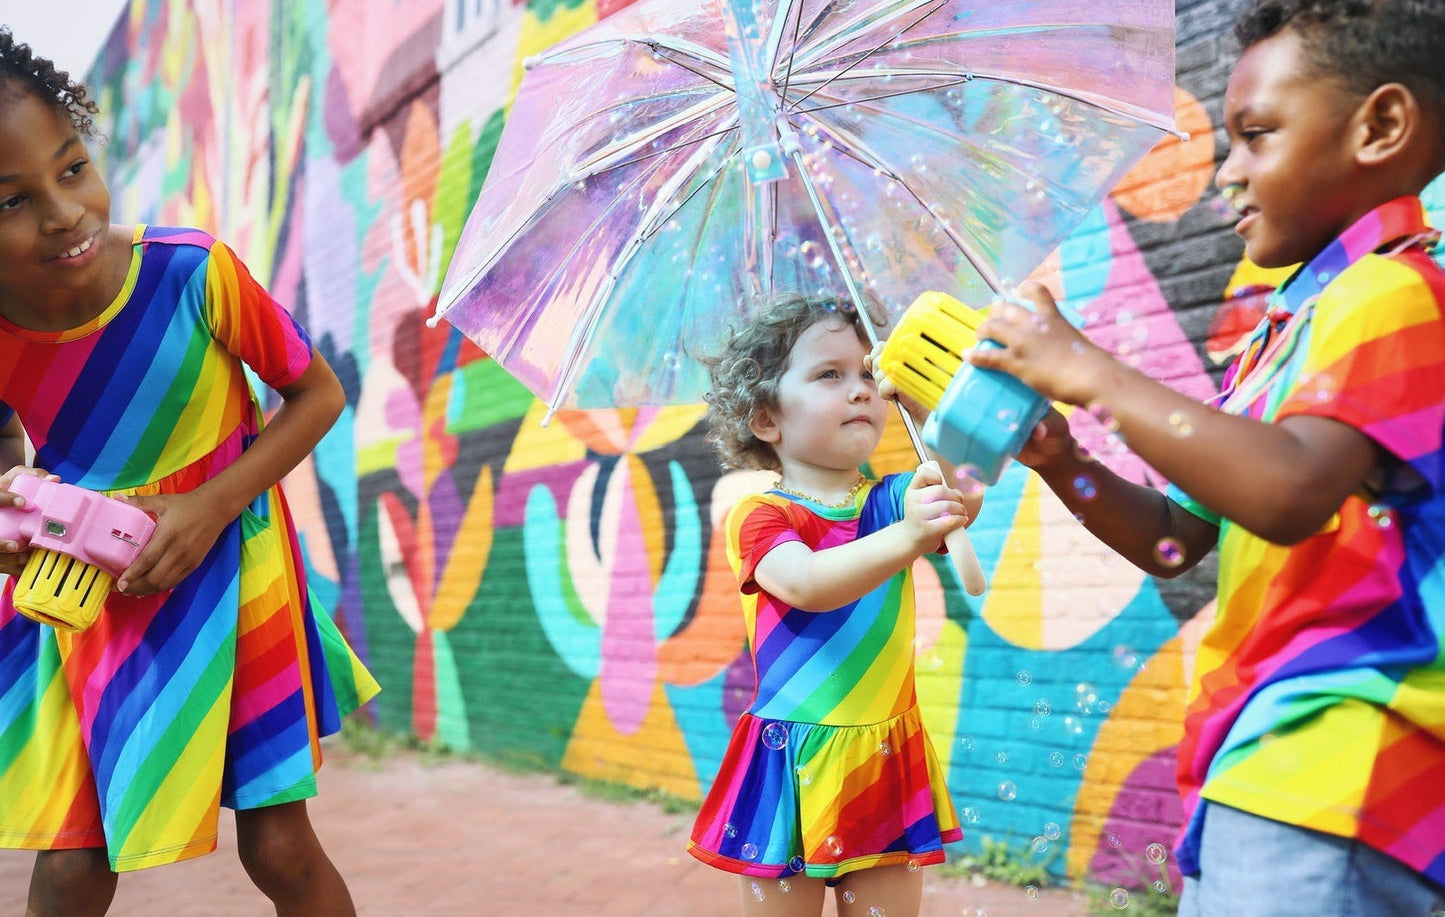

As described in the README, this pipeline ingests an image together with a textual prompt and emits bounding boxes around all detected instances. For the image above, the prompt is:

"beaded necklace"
[771,474,868,508]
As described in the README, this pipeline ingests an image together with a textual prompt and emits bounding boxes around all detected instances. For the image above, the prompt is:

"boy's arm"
[116,353,346,594]
[753,468,969,611]
[972,284,1379,545]
[1018,410,1219,575]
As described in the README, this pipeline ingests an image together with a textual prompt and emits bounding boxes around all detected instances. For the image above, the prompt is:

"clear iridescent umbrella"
[429,0,1179,415]
[429,0,1181,593]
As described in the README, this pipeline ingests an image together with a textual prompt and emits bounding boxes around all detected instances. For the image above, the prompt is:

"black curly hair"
[0,27,101,138]
[1233,0,1445,139]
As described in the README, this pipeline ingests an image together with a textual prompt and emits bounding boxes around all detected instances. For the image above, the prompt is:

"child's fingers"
[1014,280,1062,317]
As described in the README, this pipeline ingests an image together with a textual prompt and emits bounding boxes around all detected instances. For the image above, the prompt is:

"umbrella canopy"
[431,0,1179,414]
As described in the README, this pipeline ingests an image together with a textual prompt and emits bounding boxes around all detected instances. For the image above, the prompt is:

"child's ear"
[1355,82,1419,168]
[749,408,781,444]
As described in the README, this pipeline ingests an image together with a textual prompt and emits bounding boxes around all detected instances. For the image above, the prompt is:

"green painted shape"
[448,526,590,768]
[526,0,590,24]
[356,499,417,734]
[431,630,473,750]
[448,359,534,432]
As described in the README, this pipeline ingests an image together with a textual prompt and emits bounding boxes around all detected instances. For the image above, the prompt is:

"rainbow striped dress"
[0,225,379,871]
[1168,197,1445,883]
[687,473,961,880]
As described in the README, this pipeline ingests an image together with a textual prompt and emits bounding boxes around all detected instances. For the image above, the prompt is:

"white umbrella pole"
[784,134,987,596]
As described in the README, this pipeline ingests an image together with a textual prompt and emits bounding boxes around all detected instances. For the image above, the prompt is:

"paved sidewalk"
[0,745,1090,915]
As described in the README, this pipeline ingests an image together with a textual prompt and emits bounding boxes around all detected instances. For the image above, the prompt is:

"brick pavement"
[0,745,1090,915]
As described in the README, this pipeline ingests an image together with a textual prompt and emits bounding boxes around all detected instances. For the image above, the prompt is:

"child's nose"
[40,194,85,233]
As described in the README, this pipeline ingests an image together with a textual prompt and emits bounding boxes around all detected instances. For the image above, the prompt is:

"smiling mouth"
[55,233,97,261]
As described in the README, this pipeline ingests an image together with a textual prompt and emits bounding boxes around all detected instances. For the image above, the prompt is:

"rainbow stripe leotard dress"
[1167,197,1445,884]
[688,473,961,879]
[0,225,379,871]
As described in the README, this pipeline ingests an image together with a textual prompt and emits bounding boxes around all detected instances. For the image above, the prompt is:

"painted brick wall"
[82,0,1445,891]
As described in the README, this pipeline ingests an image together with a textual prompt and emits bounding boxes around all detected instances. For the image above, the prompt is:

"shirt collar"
[1267,196,1436,322]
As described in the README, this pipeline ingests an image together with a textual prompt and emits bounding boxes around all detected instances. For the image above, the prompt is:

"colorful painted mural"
[83,0,1445,892]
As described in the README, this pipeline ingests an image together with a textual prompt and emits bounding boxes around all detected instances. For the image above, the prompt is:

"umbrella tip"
[522,54,542,70]
[425,312,442,329]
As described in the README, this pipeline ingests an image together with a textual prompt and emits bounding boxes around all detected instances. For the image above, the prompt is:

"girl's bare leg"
[235,799,355,917]
[834,864,924,917]
[26,847,117,917]
[739,873,828,916]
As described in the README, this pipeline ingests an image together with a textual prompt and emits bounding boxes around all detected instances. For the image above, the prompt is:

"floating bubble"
[1025,885,1040,900]
[962,806,981,825]
[1033,699,1052,716]
[1073,475,1098,501]
[789,855,805,872]
[995,751,1010,765]
[826,835,845,857]
[761,723,789,750]
[998,781,1018,801]
[878,741,893,757]
[742,843,759,860]
[1048,751,1065,767]
[750,881,765,901]
[1155,537,1186,568]
[778,879,791,893]
[869,907,886,917]
[960,734,976,751]
[1154,880,1168,893]
[1107,834,1123,848]
[1087,401,1120,433]
[1044,822,1062,840]
[1167,410,1194,437]
[1110,888,1130,909]
[1146,843,1168,864]
[842,890,856,904]
[955,467,986,498]
[1031,836,1049,854]
[795,765,813,786]
[1029,717,1043,730]
[1073,753,1088,771]
[724,823,738,838]
[1016,670,1033,686]
[907,859,921,872]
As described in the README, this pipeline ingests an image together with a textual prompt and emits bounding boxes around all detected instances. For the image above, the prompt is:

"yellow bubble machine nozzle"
[0,476,155,632]
[879,291,1079,485]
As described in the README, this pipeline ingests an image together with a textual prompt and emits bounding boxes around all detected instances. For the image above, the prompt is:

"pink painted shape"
[598,469,659,735]
[1070,200,1221,489]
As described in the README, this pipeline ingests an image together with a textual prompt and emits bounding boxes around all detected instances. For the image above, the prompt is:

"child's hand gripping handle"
[920,461,987,596]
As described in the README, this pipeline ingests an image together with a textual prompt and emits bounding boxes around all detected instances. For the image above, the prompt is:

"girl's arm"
[753,465,969,612]
[116,353,346,594]
[971,283,1378,546]
[0,413,26,470]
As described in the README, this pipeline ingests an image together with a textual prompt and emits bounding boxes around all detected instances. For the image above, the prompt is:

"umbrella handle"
[944,527,988,597]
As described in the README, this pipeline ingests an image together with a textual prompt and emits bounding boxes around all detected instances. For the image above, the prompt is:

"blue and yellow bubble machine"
[879,291,1080,485]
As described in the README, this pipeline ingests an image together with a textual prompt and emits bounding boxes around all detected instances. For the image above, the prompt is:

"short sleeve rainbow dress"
[0,225,379,872]
[687,473,961,880]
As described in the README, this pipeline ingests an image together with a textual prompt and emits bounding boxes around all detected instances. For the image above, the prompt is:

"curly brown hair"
[701,293,871,472]
[0,27,101,138]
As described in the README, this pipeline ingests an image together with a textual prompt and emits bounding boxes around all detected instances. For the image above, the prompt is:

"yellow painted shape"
[982,474,1045,648]
[1067,633,1187,879]
[431,464,494,631]
[915,617,967,777]
[561,680,703,801]
[514,3,600,96]
[502,398,588,472]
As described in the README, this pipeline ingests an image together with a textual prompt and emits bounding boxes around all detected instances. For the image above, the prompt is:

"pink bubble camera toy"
[0,475,155,631]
